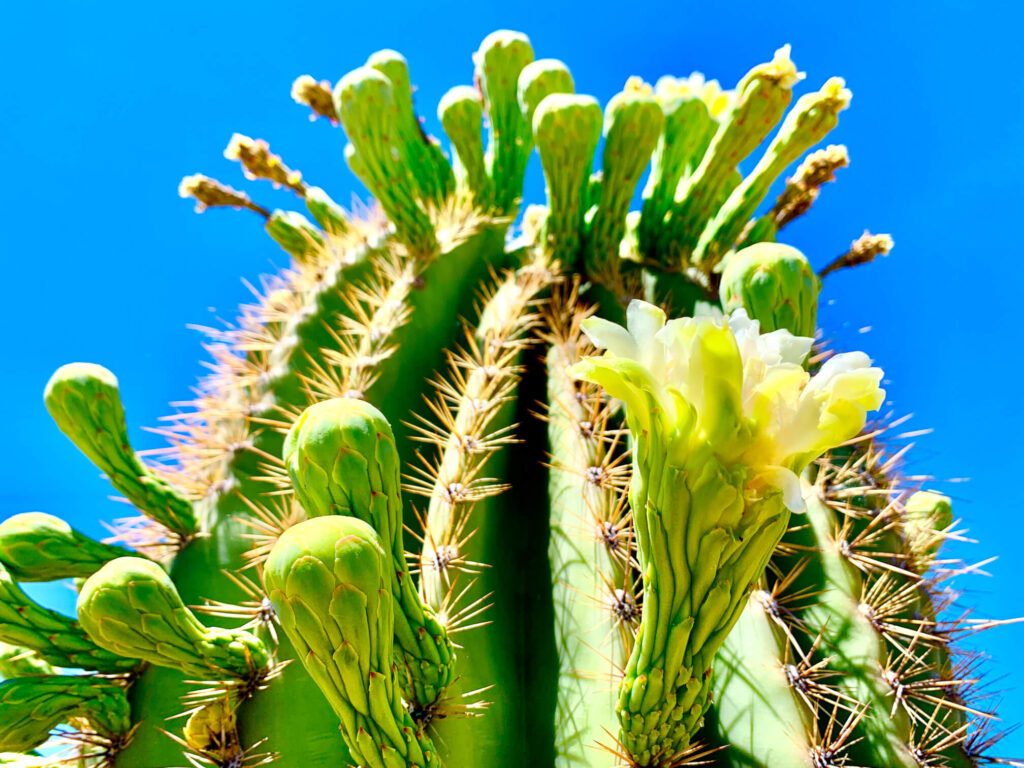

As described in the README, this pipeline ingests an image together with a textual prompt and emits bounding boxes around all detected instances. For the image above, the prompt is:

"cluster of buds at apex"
[291,74,339,123]
[820,230,894,278]
[771,144,850,229]
[224,133,307,196]
[178,173,269,217]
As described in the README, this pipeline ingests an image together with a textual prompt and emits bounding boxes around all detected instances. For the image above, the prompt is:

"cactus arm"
[0,562,135,674]
[0,513,132,582]
[44,364,197,537]
[662,47,802,270]
[692,78,850,270]
[0,676,133,754]
[406,259,554,764]
[264,515,439,768]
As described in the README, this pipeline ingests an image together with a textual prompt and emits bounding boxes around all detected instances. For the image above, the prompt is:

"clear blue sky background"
[3,0,1022,757]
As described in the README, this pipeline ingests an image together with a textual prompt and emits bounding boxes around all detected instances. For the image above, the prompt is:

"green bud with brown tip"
[0,562,134,674]
[533,93,602,267]
[265,209,325,261]
[264,516,439,768]
[284,398,453,707]
[695,77,851,268]
[0,512,130,582]
[0,676,132,753]
[719,242,820,337]
[666,46,803,268]
[44,364,197,536]
[77,556,269,680]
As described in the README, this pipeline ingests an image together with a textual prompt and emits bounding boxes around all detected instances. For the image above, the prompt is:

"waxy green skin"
[0,676,132,754]
[1,28,996,768]
[78,556,269,680]
[284,398,454,708]
[264,516,438,768]
[719,242,820,337]
[0,512,130,582]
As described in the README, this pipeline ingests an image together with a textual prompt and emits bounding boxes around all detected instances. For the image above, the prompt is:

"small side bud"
[265,209,325,262]
[719,242,820,337]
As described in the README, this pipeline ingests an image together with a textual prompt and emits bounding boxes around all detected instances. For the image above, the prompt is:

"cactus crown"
[2,28,1016,768]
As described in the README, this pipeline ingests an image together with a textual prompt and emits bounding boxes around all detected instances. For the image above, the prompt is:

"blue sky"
[3,0,1023,757]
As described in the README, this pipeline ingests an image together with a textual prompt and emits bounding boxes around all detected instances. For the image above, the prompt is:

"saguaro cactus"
[3,30,1016,768]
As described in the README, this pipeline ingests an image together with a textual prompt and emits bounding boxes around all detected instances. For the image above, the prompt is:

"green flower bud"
[903,491,954,572]
[695,78,851,268]
[44,364,197,536]
[265,209,324,262]
[0,512,129,582]
[438,85,489,206]
[517,59,575,126]
[0,676,132,753]
[586,80,664,286]
[284,398,453,706]
[264,516,438,768]
[0,561,135,674]
[304,186,350,237]
[335,66,437,256]
[719,242,820,337]
[533,93,602,267]
[367,49,454,206]
[77,557,269,680]
[666,46,803,268]
[474,30,535,214]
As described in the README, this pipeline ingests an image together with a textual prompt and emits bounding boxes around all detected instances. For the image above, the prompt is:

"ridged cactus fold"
[4,27,1016,768]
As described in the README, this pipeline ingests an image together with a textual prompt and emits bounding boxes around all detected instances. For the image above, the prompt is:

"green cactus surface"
[4,29,1018,768]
